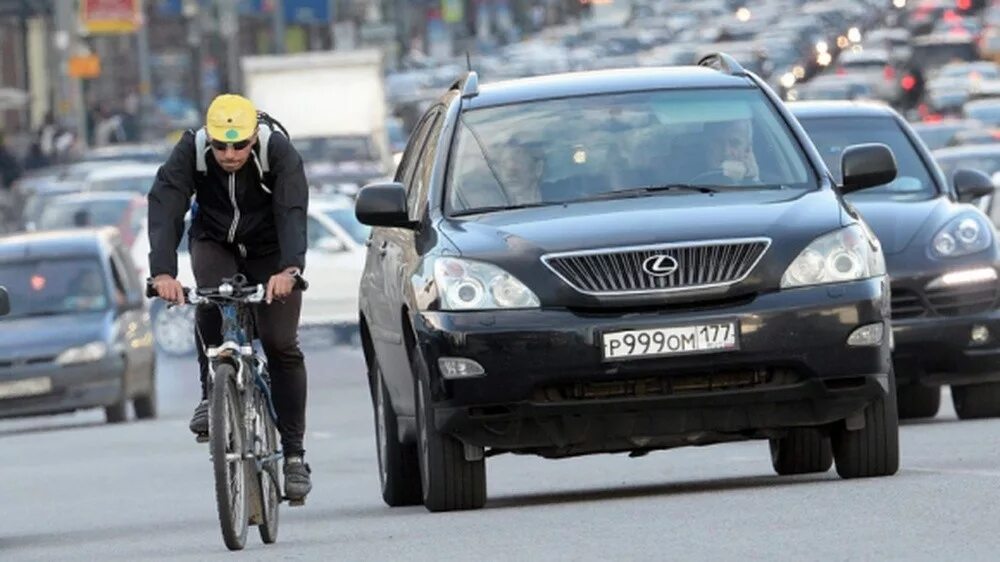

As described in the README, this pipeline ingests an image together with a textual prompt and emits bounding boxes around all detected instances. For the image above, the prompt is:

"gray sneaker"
[189,400,208,437]
[284,455,312,503]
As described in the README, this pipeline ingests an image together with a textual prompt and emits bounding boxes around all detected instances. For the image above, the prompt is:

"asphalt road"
[4,333,1000,561]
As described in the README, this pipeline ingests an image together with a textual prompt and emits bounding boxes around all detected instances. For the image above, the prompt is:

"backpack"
[193,111,290,176]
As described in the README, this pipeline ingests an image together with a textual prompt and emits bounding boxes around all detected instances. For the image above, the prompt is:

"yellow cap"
[205,94,258,142]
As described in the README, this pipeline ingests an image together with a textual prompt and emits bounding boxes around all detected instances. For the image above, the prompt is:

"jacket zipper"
[227,173,240,243]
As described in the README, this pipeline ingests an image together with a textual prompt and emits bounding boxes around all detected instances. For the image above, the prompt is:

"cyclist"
[147,94,312,501]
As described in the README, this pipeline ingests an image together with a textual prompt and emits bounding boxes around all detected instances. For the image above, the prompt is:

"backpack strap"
[194,127,209,173]
[258,123,274,174]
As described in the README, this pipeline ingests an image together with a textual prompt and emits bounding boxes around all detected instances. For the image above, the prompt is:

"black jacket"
[147,130,308,278]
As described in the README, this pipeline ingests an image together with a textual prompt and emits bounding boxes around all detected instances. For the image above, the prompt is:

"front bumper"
[414,278,891,456]
[0,356,125,419]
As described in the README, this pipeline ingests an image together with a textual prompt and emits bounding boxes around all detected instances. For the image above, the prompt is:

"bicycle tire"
[258,398,280,545]
[211,364,249,551]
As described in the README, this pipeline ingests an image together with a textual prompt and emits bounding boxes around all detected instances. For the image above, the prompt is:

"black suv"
[356,54,900,512]
[790,101,1000,420]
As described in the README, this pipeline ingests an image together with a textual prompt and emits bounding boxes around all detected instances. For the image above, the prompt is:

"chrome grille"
[926,284,998,316]
[890,287,926,320]
[542,239,770,296]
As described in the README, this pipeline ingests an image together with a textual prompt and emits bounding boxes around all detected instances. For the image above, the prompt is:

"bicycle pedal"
[195,432,209,443]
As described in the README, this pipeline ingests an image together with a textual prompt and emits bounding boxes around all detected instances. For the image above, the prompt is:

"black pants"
[191,239,307,456]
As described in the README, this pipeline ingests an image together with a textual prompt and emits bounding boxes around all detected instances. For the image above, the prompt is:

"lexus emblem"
[642,254,679,277]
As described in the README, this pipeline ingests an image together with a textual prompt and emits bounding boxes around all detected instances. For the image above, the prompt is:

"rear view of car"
[356,56,900,512]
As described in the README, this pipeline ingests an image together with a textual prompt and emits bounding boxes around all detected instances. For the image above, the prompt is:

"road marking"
[908,467,1000,478]
[311,431,333,439]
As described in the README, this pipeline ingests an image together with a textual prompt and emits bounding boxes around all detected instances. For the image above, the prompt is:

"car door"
[108,242,155,397]
[364,111,439,371]
[379,107,446,416]
[302,213,363,324]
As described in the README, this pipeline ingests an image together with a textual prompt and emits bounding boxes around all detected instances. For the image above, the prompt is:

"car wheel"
[896,384,940,420]
[151,300,197,357]
[134,365,158,420]
[832,371,899,479]
[952,382,1000,419]
[412,351,486,512]
[105,399,127,424]
[372,358,422,507]
[769,428,833,475]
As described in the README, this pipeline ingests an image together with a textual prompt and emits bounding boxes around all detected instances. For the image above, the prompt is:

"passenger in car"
[496,142,546,204]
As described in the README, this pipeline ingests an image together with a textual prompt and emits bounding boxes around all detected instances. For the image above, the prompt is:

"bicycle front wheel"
[211,364,249,551]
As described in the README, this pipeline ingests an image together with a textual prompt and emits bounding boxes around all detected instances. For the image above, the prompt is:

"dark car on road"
[0,228,156,423]
[790,101,1000,421]
[355,55,900,512]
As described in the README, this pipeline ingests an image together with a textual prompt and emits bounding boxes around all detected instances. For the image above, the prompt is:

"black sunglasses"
[210,138,253,151]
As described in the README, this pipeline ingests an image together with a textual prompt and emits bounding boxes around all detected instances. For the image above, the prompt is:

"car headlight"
[781,225,886,288]
[56,341,108,365]
[434,257,540,311]
[932,214,993,258]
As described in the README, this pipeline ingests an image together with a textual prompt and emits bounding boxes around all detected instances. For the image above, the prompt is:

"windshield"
[295,136,375,163]
[936,153,1000,179]
[913,43,977,70]
[322,208,371,244]
[797,116,938,200]
[0,258,110,319]
[89,175,155,195]
[447,88,815,215]
[38,199,131,230]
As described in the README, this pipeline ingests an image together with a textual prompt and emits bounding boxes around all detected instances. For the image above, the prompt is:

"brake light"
[901,75,917,90]
[884,66,897,81]
[836,67,847,76]
[944,10,961,22]
[925,114,943,123]
[992,130,1000,140]
[957,0,972,10]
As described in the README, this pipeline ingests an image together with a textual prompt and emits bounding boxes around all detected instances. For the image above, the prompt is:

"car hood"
[441,189,843,257]
[0,312,108,360]
[849,197,944,255]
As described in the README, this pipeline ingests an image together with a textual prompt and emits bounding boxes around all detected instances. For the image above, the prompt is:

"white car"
[81,162,162,195]
[131,196,369,355]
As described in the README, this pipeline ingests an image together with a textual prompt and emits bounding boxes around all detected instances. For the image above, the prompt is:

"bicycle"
[146,273,306,551]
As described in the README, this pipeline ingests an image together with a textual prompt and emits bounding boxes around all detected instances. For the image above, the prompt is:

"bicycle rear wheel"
[258,399,281,544]
[211,364,249,551]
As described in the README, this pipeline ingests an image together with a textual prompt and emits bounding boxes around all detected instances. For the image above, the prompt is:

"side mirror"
[316,237,347,253]
[840,143,897,194]
[355,182,414,228]
[954,168,996,203]
[0,286,9,316]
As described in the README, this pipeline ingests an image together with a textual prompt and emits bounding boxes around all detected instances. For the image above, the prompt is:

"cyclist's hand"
[266,268,297,304]
[152,274,185,305]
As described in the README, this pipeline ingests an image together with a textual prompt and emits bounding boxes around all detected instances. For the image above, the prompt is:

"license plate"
[0,377,53,399]
[602,322,739,360]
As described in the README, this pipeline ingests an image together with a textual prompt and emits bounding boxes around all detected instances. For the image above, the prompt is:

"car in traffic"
[35,192,147,249]
[355,55,900,512]
[0,285,8,316]
[130,196,369,355]
[791,101,1000,420]
[911,119,984,150]
[933,144,1000,181]
[0,228,156,423]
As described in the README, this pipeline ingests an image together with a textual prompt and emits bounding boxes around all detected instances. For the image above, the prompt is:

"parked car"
[356,57,899,512]
[791,101,1000,420]
[0,228,156,423]
[130,196,368,355]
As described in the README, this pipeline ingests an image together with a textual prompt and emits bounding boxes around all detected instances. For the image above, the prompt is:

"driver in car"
[707,119,760,183]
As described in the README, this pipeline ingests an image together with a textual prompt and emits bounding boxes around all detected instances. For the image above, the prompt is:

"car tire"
[832,373,900,479]
[134,365,158,420]
[769,428,833,475]
[151,300,197,357]
[412,351,486,512]
[372,358,422,507]
[952,382,1000,419]
[105,399,127,424]
[896,384,940,420]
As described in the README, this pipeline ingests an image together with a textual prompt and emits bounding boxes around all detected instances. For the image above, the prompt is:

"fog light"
[927,267,998,289]
[438,357,485,380]
[848,323,884,347]
[971,325,991,345]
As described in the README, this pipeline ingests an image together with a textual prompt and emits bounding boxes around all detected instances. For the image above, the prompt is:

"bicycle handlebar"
[145,273,308,304]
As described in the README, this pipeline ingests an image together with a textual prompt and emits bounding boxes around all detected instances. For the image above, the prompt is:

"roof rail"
[450,71,480,99]
[697,52,747,76]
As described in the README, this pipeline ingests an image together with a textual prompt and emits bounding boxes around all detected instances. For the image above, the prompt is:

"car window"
[0,258,111,319]
[394,112,438,186]
[306,216,332,249]
[89,175,156,195]
[797,116,938,200]
[446,88,816,215]
[38,199,131,230]
[407,112,444,220]
[936,154,1000,180]
[322,208,371,245]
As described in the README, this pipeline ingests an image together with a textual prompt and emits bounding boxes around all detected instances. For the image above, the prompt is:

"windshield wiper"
[575,184,719,202]
[451,202,554,217]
